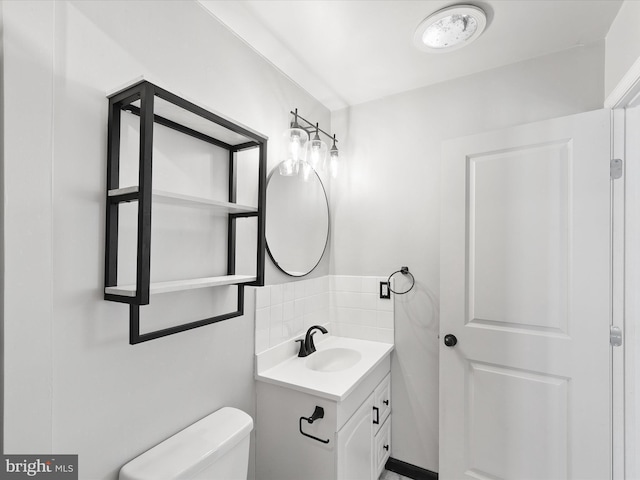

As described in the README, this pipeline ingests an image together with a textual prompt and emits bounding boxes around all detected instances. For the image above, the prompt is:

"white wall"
[331,42,606,472]
[2,1,329,479]
[605,0,640,104]
[3,0,55,454]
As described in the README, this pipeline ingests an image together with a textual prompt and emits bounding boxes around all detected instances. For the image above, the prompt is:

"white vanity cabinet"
[256,350,392,480]
[337,373,391,480]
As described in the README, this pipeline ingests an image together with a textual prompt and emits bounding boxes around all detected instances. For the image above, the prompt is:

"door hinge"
[611,158,623,180]
[610,326,623,347]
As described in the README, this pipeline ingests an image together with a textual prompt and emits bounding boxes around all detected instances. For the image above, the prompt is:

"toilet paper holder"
[299,406,330,444]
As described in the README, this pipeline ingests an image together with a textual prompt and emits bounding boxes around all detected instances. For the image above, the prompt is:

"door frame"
[606,74,640,480]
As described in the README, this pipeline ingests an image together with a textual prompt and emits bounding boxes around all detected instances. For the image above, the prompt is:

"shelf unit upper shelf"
[108,187,258,214]
[104,78,267,345]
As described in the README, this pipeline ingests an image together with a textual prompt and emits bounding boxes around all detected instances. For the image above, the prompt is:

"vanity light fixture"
[413,4,487,52]
[281,109,340,179]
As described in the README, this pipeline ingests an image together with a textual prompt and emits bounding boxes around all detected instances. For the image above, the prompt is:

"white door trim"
[611,108,625,480]
[605,55,640,109]
[608,63,640,480]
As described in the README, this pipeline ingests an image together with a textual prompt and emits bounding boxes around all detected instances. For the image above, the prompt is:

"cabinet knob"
[384,445,389,451]
[383,399,389,406]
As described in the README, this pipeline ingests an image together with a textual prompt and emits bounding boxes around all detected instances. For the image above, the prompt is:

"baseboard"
[385,457,438,480]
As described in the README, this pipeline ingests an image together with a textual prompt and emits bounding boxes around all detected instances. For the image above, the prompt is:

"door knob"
[444,334,458,347]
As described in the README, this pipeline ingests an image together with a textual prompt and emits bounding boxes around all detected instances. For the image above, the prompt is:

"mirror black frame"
[265,163,330,277]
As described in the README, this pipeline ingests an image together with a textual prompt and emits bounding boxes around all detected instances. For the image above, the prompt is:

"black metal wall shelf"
[105,78,267,344]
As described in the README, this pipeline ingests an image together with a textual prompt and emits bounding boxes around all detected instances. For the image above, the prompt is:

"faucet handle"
[295,339,309,357]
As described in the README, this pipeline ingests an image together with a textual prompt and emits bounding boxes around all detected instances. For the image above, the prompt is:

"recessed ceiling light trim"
[413,4,487,53]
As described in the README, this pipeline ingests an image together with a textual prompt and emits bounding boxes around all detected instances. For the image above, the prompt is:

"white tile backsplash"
[270,284,283,306]
[331,275,361,292]
[253,275,394,354]
[330,275,394,344]
[255,307,270,330]
[256,287,271,309]
[362,276,381,294]
[377,310,394,328]
[270,303,283,326]
[283,301,294,322]
[361,293,378,310]
[255,327,270,354]
[294,281,306,299]
[283,282,295,302]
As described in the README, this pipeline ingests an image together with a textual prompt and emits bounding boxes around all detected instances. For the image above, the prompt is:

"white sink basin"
[305,348,362,372]
[256,336,394,400]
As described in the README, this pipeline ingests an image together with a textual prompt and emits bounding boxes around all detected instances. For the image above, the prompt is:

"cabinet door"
[337,393,374,480]
[375,416,391,478]
[373,374,391,433]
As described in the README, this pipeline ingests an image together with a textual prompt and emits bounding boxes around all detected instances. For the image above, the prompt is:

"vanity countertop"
[255,336,393,401]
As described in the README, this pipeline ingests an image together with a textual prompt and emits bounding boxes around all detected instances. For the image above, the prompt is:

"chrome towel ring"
[387,266,415,295]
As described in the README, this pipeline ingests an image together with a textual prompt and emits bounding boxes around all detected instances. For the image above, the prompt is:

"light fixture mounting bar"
[290,109,338,144]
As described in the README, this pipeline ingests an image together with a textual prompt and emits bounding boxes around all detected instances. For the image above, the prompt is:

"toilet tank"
[119,407,253,480]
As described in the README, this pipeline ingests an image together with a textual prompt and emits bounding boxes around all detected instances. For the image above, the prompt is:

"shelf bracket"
[128,286,245,345]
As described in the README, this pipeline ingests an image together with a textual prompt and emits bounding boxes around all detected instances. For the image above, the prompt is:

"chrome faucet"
[295,325,328,357]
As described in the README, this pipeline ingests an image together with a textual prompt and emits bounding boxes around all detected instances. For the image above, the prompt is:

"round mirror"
[266,163,330,276]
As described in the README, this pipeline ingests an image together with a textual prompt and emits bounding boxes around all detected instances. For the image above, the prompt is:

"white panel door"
[440,109,611,480]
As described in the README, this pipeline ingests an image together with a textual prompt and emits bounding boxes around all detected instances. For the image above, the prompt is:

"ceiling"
[198,0,623,111]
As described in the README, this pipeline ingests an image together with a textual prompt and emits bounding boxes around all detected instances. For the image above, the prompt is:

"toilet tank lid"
[119,407,253,480]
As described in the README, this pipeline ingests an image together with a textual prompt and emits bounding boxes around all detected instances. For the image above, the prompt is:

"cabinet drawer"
[373,373,391,433]
[374,416,391,478]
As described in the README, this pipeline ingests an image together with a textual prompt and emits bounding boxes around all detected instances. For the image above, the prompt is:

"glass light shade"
[413,5,486,53]
[279,158,296,176]
[283,127,308,164]
[422,14,478,48]
[299,160,313,182]
[329,149,339,178]
[305,135,328,171]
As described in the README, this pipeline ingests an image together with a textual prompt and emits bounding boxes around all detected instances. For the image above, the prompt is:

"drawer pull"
[373,406,380,425]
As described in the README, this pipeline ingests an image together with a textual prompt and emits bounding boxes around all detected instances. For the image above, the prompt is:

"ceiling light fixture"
[413,4,487,53]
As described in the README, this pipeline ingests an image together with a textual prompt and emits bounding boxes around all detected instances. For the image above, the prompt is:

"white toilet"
[119,407,253,480]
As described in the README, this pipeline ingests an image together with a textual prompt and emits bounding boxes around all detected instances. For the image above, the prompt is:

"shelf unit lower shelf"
[105,274,257,297]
